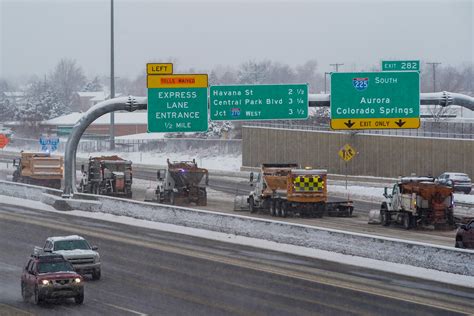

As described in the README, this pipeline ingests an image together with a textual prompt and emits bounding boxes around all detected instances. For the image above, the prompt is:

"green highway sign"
[210,84,308,121]
[330,71,420,130]
[382,60,420,72]
[147,87,208,132]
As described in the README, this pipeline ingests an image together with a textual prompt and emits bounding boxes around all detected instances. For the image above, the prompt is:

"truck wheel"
[12,170,19,182]
[455,240,464,248]
[34,286,42,305]
[381,210,390,226]
[270,200,276,217]
[21,281,30,301]
[280,202,287,218]
[249,197,256,213]
[276,200,282,217]
[75,292,84,304]
[403,213,411,230]
[92,269,101,280]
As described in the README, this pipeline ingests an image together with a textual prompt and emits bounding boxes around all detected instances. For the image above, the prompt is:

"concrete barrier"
[0,180,473,276]
[93,194,474,276]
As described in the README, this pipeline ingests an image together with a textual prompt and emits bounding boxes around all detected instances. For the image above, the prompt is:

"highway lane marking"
[94,300,148,315]
[0,210,472,315]
[0,303,33,316]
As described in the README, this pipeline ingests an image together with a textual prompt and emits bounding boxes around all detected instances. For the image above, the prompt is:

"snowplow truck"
[144,159,208,206]
[237,163,353,218]
[79,156,133,198]
[12,152,63,189]
[380,177,455,229]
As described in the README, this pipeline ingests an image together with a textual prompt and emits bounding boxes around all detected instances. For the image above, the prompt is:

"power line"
[329,63,344,72]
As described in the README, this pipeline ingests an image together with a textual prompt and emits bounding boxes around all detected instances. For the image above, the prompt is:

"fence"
[245,120,474,139]
[7,137,242,156]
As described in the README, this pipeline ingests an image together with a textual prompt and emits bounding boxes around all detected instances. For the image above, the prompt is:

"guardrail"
[0,180,473,277]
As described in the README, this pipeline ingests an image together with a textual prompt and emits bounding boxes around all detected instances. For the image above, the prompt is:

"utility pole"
[109,0,115,150]
[329,63,344,72]
[426,62,441,92]
[324,72,331,94]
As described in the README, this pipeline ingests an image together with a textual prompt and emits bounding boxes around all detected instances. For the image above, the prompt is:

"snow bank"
[2,195,473,288]
[1,180,473,277]
[91,194,474,276]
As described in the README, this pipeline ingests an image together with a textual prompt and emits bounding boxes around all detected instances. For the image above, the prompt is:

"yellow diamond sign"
[338,144,356,162]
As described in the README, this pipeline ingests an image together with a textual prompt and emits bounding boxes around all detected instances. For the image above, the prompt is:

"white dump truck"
[380,177,455,229]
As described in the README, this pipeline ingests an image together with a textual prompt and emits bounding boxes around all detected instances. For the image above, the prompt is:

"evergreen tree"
[16,81,67,126]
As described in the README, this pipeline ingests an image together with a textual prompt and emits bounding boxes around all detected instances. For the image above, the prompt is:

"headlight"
[74,278,81,283]
[41,280,50,285]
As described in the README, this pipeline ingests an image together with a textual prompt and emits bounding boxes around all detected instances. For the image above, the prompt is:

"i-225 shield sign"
[352,77,369,91]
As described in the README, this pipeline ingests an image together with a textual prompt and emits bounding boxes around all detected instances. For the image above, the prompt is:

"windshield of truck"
[38,261,74,273]
[54,239,90,251]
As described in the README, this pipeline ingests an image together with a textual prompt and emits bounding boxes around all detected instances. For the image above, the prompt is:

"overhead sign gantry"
[210,84,308,121]
[330,71,420,130]
[147,70,209,133]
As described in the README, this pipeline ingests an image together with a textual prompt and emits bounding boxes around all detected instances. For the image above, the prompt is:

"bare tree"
[49,58,86,108]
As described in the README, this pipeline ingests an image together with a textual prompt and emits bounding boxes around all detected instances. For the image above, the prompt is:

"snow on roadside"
[1,195,473,288]
[76,150,242,172]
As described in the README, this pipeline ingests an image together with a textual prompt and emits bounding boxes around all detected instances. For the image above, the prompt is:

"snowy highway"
[1,202,474,315]
[131,176,461,248]
[0,158,465,248]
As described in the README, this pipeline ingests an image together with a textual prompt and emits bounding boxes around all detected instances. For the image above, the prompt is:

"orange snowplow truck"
[241,163,353,218]
[12,152,63,189]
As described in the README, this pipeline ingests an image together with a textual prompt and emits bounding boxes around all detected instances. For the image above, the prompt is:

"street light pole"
[110,0,115,150]
[329,63,344,72]
[426,62,441,92]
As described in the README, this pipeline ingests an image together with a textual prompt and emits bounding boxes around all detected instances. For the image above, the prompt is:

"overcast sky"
[1,0,472,80]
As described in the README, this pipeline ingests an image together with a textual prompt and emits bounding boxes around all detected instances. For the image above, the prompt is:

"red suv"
[21,252,84,305]
[455,220,474,249]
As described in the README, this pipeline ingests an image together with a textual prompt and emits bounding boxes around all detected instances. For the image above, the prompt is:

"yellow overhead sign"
[147,74,208,88]
[338,144,356,162]
[147,63,173,75]
[331,118,420,130]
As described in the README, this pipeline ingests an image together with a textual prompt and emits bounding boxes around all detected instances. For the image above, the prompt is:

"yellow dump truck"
[12,152,63,189]
[235,163,353,218]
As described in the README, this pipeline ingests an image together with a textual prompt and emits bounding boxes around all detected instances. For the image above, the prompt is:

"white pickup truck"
[38,235,101,280]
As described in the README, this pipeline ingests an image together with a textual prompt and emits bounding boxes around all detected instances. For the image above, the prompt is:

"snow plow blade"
[234,195,250,211]
[368,209,381,224]
[144,187,157,202]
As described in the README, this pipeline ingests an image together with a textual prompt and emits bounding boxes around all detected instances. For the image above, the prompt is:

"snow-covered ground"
[1,158,472,207]
[1,195,473,288]
[76,150,242,172]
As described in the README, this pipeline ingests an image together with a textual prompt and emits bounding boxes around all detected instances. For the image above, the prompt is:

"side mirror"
[383,187,388,198]
[81,164,85,173]
[13,159,17,166]
[205,173,209,186]
[460,224,467,230]
[91,245,98,251]
[249,172,254,183]
[157,170,160,179]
